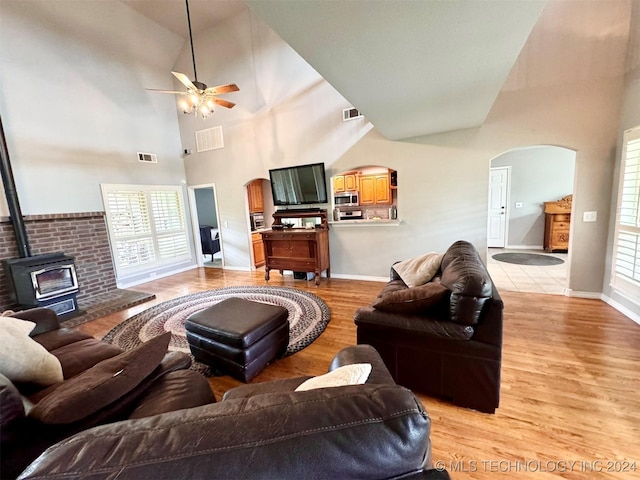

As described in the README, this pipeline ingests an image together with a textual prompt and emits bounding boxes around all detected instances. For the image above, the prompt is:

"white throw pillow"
[0,316,63,386]
[392,252,444,287]
[295,363,372,392]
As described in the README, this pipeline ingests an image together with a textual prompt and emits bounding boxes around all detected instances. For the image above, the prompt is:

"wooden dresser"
[261,209,330,285]
[543,195,572,252]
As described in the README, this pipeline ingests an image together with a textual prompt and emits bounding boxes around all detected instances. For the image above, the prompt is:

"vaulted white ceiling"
[244,0,547,140]
[123,0,547,140]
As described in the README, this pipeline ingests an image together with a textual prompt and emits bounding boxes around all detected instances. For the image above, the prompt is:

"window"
[611,126,640,300]
[101,185,190,278]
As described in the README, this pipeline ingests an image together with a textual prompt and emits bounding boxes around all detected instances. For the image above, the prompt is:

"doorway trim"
[187,183,224,268]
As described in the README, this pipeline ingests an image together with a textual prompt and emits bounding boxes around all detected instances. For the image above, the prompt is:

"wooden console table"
[543,194,572,252]
[261,209,330,286]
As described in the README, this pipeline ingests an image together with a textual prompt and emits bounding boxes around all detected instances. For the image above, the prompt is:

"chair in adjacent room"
[199,225,220,261]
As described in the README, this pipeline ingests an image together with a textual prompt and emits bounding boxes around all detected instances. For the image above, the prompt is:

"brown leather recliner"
[354,240,503,413]
[0,308,216,479]
[17,344,451,480]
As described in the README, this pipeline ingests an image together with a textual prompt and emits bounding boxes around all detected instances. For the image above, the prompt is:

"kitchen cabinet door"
[248,180,264,213]
[359,176,375,205]
[374,174,391,204]
[344,174,358,191]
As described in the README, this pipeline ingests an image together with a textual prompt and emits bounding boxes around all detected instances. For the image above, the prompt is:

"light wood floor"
[77,268,640,480]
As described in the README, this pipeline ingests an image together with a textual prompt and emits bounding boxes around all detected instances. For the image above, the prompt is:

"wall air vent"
[137,152,157,163]
[342,107,363,122]
[195,126,224,152]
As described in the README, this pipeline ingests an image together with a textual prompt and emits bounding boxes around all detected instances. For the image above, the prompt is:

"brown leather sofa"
[17,344,450,480]
[355,240,504,413]
[1,308,216,479]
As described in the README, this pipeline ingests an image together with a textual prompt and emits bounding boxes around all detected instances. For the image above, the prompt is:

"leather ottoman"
[185,298,289,382]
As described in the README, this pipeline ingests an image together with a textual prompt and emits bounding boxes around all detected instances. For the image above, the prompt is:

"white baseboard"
[223,265,251,272]
[504,244,544,250]
[565,290,640,325]
[117,264,198,289]
[602,294,640,326]
[330,273,389,282]
[564,289,603,300]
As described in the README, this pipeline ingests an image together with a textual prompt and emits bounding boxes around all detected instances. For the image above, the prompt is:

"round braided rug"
[102,286,331,376]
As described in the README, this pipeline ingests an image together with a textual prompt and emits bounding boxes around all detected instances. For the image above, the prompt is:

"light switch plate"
[583,211,597,222]
[515,202,523,208]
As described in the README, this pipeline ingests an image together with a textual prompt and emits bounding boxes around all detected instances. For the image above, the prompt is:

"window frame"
[610,125,640,301]
[101,184,192,279]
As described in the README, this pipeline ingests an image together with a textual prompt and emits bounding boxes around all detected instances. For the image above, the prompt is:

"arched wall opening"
[487,145,577,294]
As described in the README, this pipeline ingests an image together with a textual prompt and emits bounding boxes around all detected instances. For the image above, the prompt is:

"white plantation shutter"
[106,191,155,268]
[150,191,189,259]
[102,185,191,277]
[611,126,640,299]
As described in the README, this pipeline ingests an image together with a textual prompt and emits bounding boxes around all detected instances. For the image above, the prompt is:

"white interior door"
[487,167,509,247]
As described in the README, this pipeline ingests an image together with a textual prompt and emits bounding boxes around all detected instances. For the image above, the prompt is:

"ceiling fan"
[146,0,239,119]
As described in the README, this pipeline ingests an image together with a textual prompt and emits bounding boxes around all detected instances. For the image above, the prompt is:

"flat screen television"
[268,162,328,206]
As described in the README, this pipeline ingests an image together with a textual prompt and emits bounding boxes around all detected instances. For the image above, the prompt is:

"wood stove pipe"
[0,115,31,258]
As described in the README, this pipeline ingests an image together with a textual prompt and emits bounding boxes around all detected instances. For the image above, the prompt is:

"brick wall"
[0,212,118,311]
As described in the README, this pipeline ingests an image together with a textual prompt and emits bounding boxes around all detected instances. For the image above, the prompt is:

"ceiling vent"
[196,126,224,152]
[342,107,363,122]
[137,152,157,163]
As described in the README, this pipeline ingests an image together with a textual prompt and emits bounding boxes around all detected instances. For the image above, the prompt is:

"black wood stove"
[3,254,79,317]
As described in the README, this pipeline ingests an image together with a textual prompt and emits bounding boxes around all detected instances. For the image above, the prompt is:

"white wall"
[0,0,636,312]
[0,1,187,216]
[175,0,632,296]
[332,0,630,294]
[492,146,576,248]
[175,9,373,268]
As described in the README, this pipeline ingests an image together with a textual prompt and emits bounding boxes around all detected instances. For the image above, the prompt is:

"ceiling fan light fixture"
[145,0,239,120]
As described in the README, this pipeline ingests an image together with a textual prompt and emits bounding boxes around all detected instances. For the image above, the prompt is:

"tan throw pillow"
[0,316,63,386]
[294,364,372,392]
[373,282,450,314]
[392,252,443,287]
[29,332,171,425]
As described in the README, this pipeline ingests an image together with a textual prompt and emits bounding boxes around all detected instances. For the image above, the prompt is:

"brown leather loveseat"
[355,240,503,413]
[0,308,216,479]
[17,344,450,479]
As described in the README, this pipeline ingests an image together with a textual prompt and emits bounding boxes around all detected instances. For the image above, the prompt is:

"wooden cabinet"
[374,174,390,204]
[543,195,572,252]
[261,209,330,285]
[359,174,391,205]
[247,180,264,213]
[333,173,357,193]
[344,174,358,191]
[251,232,265,268]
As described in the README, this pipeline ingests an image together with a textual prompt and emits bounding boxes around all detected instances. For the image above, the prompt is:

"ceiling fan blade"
[171,71,199,91]
[145,88,190,95]
[212,97,236,109]
[205,84,240,95]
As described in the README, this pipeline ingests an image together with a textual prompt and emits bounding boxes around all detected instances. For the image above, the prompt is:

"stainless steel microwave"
[334,192,359,206]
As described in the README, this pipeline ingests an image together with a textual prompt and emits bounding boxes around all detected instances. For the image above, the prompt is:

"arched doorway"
[486,145,576,295]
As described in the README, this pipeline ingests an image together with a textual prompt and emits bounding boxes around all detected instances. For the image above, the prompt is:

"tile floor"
[486,248,568,295]
[203,252,223,268]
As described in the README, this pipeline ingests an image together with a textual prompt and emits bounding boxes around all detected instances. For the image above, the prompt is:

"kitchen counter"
[329,219,401,227]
